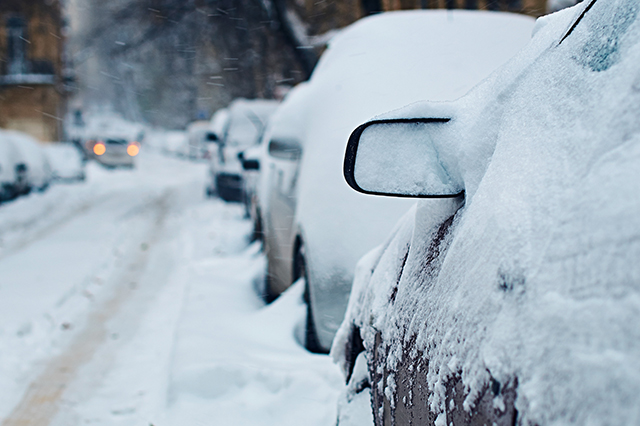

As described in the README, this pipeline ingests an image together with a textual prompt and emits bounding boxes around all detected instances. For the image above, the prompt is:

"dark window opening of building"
[6,15,29,75]
[361,0,382,15]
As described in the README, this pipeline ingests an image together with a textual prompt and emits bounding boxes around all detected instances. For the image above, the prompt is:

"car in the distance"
[186,120,212,160]
[85,136,140,168]
[44,143,86,182]
[333,1,640,425]
[206,99,279,202]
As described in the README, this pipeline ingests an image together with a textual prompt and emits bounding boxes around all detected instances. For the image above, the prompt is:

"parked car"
[4,130,53,192]
[0,130,28,201]
[204,108,229,197]
[246,82,311,243]
[256,10,534,353]
[186,120,212,160]
[205,99,279,202]
[44,143,86,182]
[161,130,189,158]
[333,1,640,425]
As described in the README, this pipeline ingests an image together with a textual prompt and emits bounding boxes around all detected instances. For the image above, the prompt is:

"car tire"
[294,244,326,354]
[304,280,326,354]
[250,207,263,242]
[262,270,278,304]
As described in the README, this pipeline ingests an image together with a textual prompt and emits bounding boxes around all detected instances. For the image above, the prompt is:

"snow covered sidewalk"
[161,201,342,426]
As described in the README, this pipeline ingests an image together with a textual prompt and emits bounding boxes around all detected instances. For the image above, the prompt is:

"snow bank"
[162,198,342,426]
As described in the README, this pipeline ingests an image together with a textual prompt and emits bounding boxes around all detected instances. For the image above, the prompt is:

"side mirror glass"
[242,159,260,170]
[344,119,463,198]
[268,138,302,161]
[206,132,219,142]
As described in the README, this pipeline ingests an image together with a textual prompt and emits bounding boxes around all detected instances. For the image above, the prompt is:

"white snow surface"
[0,149,342,425]
[335,2,640,425]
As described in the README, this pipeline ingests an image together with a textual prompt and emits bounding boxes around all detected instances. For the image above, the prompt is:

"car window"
[558,0,598,45]
[560,0,639,72]
[225,113,261,147]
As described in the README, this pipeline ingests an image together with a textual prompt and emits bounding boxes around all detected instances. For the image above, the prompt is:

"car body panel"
[256,83,312,294]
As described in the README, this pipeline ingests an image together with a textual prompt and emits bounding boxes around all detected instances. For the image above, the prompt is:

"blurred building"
[379,0,547,16]
[287,0,547,73]
[295,0,548,27]
[0,0,67,141]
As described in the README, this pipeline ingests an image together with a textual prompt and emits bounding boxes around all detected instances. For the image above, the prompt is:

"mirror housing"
[242,158,260,171]
[343,118,463,198]
[206,132,219,142]
[268,138,302,161]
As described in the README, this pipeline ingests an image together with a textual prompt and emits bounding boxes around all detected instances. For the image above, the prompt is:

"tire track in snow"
[0,189,173,426]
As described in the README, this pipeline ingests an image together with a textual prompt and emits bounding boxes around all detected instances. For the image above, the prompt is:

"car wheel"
[251,206,263,242]
[294,243,325,354]
[262,263,279,304]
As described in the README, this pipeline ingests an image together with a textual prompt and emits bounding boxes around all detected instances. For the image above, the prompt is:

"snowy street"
[0,151,342,426]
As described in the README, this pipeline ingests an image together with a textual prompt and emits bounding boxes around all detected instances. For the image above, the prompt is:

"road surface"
[0,151,342,426]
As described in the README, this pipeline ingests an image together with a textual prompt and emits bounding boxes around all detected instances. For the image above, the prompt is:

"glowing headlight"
[93,143,106,156]
[127,142,140,157]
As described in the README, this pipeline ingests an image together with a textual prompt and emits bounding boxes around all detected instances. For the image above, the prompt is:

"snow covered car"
[205,99,279,202]
[86,137,140,168]
[238,144,263,229]
[333,1,640,425]
[44,143,86,182]
[186,121,212,160]
[0,131,28,201]
[259,10,534,353]
[160,130,188,158]
[4,130,53,192]
[204,108,228,197]
[249,82,311,246]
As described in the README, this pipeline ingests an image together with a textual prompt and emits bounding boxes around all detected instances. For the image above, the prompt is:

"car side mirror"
[268,138,302,161]
[206,132,219,142]
[242,158,260,170]
[343,118,463,198]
